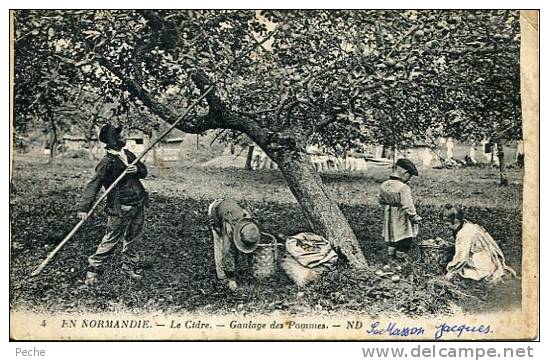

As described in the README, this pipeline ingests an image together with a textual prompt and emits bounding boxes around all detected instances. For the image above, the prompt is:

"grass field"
[10,154,524,316]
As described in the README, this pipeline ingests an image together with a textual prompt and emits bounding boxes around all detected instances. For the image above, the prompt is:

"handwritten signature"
[367,321,425,336]
[434,323,492,340]
[366,321,492,339]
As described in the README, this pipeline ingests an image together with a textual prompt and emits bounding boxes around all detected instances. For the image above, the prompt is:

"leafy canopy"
[13,10,521,149]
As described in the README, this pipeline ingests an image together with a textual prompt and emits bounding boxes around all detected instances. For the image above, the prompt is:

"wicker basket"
[417,242,454,273]
[252,233,282,280]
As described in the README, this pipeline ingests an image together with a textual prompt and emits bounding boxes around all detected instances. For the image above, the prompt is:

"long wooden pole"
[30,86,213,277]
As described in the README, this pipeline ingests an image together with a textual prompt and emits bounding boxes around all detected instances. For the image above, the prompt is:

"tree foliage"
[14,10,521,148]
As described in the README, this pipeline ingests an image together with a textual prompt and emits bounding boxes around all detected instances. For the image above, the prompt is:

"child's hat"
[396,158,419,176]
[233,219,261,253]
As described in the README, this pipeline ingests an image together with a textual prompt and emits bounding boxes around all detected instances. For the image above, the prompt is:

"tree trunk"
[245,145,254,170]
[151,129,159,166]
[391,144,397,169]
[49,123,57,159]
[269,149,368,269]
[495,140,508,186]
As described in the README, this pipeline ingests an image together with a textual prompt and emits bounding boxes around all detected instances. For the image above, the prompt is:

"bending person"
[207,199,261,290]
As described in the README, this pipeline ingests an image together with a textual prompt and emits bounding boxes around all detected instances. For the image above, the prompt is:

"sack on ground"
[281,232,338,287]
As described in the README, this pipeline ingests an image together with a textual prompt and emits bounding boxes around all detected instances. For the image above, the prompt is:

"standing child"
[77,124,148,286]
[378,158,422,263]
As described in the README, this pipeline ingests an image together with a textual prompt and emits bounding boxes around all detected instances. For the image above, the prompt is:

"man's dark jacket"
[78,150,148,215]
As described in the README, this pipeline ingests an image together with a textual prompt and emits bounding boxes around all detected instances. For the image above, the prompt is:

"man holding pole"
[30,87,212,278]
[77,124,148,286]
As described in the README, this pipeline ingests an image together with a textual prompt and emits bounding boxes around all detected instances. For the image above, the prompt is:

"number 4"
[41,320,47,327]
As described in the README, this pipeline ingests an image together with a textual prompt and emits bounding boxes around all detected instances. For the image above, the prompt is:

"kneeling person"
[208,199,261,290]
[440,204,518,283]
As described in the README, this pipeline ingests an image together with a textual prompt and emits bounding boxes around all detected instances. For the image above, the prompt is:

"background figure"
[445,137,455,160]
[469,143,478,164]
[516,140,525,168]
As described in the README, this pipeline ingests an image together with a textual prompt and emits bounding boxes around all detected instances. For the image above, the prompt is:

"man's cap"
[396,158,419,176]
[98,124,122,145]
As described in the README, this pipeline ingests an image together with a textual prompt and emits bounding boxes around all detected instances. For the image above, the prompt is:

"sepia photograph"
[9,9,539,340]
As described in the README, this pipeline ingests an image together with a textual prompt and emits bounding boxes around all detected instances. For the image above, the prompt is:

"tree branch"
[79,38,219,134]
[135,11,288,137]
[386,25,418,59]
[313,113,340,135]
[235,107,279,117]
[425,45,519,56]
